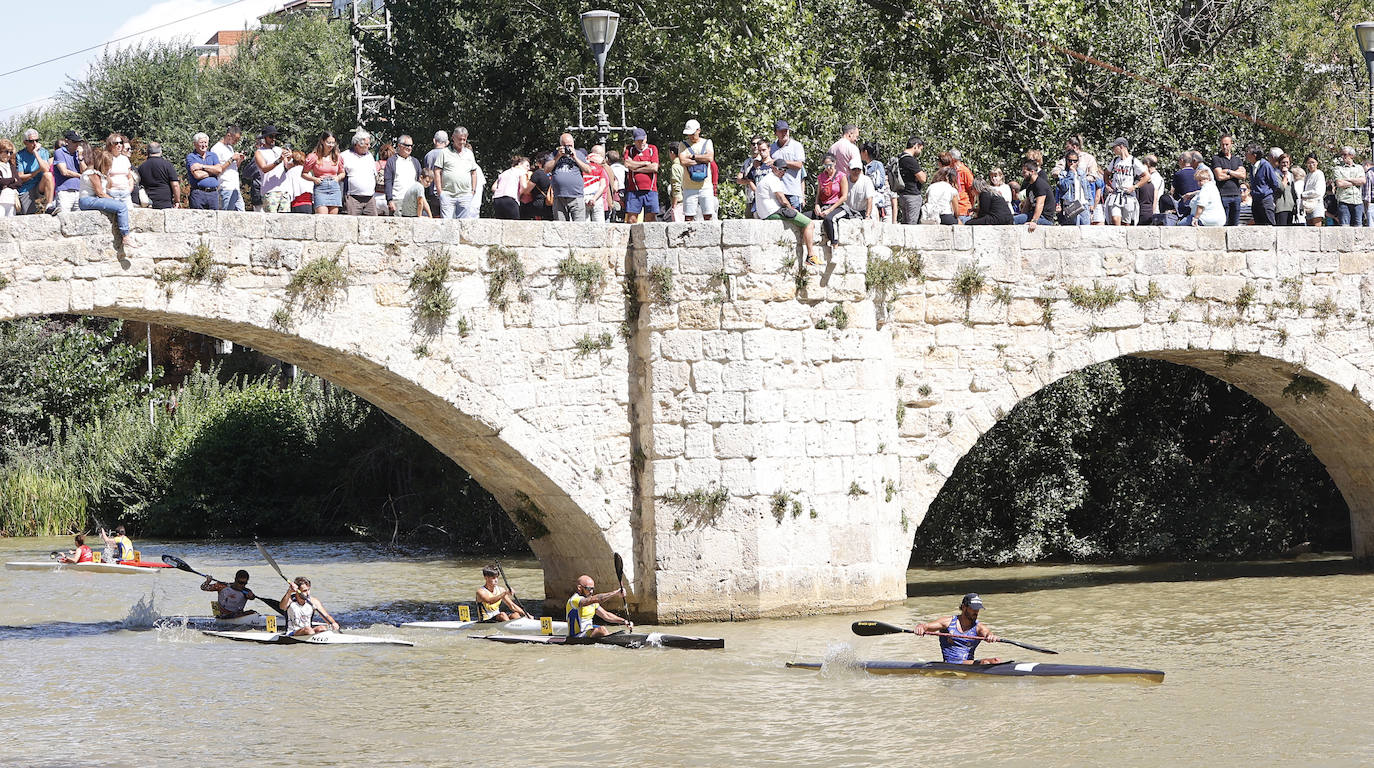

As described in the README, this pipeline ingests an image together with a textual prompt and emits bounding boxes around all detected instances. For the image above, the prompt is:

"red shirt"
[626,144,659,191]
[74,545,92,563]
[955,162,975,216]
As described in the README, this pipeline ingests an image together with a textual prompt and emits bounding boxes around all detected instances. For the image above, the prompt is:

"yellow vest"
[565,593,597,636]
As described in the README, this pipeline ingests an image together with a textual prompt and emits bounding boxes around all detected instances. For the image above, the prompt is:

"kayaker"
[201,569,260,619]
[58,534,94,564]
[565,575,632,639]
[278,576,339,636]
[476,565,528,622]
[913,593,1003,665]
[100,526,134,562]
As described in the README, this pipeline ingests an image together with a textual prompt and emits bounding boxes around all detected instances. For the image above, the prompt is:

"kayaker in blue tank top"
[913,593,1004,665]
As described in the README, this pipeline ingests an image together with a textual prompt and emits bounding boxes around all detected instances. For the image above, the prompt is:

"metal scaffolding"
[333,0,394,128]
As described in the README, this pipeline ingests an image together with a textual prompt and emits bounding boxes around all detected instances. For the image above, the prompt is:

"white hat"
[682,119,701,135]
[849,157,864,170]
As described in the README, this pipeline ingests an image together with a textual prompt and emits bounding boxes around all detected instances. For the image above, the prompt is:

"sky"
[0,0,288,124]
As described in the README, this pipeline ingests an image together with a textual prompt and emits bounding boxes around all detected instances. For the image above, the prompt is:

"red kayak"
[118,560,171,568]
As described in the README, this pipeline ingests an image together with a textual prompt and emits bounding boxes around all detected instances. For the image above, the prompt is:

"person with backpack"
[892,137,926,224]
[861,143,891,222]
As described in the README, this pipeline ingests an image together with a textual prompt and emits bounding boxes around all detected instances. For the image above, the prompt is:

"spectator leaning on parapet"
[1016,159,1055,230]
[622,128,660,224]
[255,126,289,213]
[679,119,717,222]
[1332,146,1366,227]
[211,125,246,212]
[16,129,52,215]
[51,130,86,213]
[546,133,591,222]
[137,142,180,210]
[1211,133,1246,226]
[769,120,806,210]
[186,132,226,211]
[341,130,378,216]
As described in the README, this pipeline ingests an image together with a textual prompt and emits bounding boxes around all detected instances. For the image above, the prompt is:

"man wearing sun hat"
[913,593,1004,665]
[677,119,716,221]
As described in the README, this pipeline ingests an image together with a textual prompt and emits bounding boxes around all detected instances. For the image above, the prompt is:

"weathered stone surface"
[13,212,1374,623]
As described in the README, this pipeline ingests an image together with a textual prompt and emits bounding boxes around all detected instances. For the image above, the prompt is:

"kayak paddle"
[161,555,286,616]
[613,552,632,628]
[495,560,529,619]
[852,620,1058,655]
[255,541,335,631]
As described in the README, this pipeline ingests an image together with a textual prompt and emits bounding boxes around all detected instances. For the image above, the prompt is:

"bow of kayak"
[202,630,414,647]
[478,632,724,650]
[5,561,160,575]
[786,659,1163,682]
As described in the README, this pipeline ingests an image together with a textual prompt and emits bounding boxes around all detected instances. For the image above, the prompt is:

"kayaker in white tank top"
[278,576,339,636]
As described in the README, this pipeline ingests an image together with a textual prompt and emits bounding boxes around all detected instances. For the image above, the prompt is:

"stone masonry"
[4,210,1374,621]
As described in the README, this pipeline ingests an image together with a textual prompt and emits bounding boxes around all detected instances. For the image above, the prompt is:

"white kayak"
[202,630,414,647]
[401,617,568,634]
[174,613,277,628]
[5,561,159,575]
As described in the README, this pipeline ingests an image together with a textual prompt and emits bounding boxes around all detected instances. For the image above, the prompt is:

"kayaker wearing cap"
[279,576,339,636]
[99,525,133,562]
[58,534,93,564]
[201,569,260,620]
[565,575,632,639]
[476,565,528,622]
[913,593,1003,665]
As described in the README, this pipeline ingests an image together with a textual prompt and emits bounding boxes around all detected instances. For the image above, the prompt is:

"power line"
[0,0,257,80]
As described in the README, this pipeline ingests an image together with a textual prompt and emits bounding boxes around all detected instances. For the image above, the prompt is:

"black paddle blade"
[257,595,288,617]
[161,554,207,577]
[852,620,913,636]
[1000,638,1058,655]
[613,552,625,583]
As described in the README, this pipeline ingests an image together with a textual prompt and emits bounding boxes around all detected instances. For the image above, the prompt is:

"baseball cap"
[774,120,790,132]
[682,119,701,135]
[1112,137,1129,148]
[632,127,647,140]
[63,130,82,142]
[261,125,279,137]
[849,157,864,170]
[961,593,985,611]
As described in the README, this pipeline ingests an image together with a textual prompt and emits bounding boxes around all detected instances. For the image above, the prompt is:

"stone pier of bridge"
[5,210,1374,620]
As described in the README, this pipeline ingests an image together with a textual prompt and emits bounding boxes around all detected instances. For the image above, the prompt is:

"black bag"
[1060,198,1085,220]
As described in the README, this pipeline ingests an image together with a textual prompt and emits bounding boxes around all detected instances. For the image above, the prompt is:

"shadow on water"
[347,598,553,626]
[906,555,1370,598]
[0,621,138,640]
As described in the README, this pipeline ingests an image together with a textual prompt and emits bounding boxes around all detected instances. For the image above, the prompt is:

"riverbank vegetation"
[914,358,1350,564]
[0,317,525,551]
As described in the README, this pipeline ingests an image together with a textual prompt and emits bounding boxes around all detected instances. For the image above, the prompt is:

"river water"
[1,537,1371,767]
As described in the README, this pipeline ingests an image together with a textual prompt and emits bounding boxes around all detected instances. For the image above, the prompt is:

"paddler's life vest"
[565,593,597,637]
[112,536,133,561]
[939,614,982,663]
[216,585,251,615]
[478,586,504,621]
[74,545,93,563]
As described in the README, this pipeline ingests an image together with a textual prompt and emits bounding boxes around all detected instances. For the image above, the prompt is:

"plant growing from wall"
[486,245,526,310]
[556,256,606,303]
[950,263,985,320]
[508,492,550,539]
[648,265,673,304]
[661,485,729,527]
[1281,374,1328,401]
[409,248,456,330]
[285,250,349,312]
[574,332,615,357]
[1066,281,1123,313]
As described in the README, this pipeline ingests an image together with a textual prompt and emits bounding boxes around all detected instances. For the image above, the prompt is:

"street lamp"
[1355,22,1374,157]
[565,9,638,147]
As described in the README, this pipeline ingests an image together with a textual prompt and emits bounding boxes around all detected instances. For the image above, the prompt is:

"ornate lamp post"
[564,10,639,147]
[1354,22,1374,158]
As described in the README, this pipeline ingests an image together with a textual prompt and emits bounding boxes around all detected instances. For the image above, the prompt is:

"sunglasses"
[23,138,36,143]
[399,143,413,147]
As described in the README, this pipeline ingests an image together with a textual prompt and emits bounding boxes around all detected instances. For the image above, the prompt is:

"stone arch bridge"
[5,209,1373,621]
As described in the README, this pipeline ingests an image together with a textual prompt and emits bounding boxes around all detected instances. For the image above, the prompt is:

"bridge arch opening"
[912,353,1358,565]
[0,308,614,604]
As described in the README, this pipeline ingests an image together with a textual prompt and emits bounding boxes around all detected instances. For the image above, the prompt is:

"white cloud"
[105,0,285,53]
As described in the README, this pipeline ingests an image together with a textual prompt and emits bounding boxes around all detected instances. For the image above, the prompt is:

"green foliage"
[1312,296,1338,320]
[648,266,674,304]
[991,284,1014,306]
[286,252,348,312]
[574,332,615,358]
[486,246,525,309]
[556,257,607,303]
[661,485,729,526]
[847,481,867,497]
[1133,281,1163,308]
[916,358,1350,564]
[865,247,924,294]
[1233,282,1258,314]
[1066,281,1124,312]
[409,249,456,329]
[950,264,986,318]
[828,303,850,330]
[1282,374,1328,401]
[186,241,214,282]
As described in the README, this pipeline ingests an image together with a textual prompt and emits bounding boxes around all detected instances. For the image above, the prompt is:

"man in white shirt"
[255,125,289,213]
[434,126,478,219]
[678,119,716,221]
[211,125,246,212]
[769,120,806,209]
[845,157,877,220]
[756,161,818,266]
[341,130,379,216]
[828,125,860,176]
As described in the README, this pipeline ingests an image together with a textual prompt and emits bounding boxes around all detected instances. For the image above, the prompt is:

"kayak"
[118,560,171,568]
[401,617,569,634]
[5,561,160,575]
[785,659,1164,682]
[165,613,277,629]
[478,632,724,650]
[201,630,414,647]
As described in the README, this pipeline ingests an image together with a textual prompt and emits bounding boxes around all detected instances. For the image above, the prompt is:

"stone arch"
[910,328,1374,562]
[0,229,630,607]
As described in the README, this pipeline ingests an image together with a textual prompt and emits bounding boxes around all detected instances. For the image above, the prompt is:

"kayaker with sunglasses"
[201,569,260,620]
[565,575,631,639]
[913,593,1003,665]
[279,576,339,636]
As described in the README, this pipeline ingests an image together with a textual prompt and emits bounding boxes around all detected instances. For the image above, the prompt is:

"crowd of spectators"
[3,120,1371,260]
